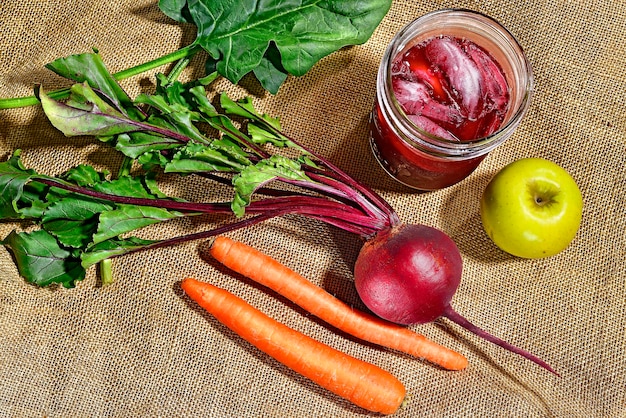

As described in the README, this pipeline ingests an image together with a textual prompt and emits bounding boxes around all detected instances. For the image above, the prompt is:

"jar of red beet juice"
[370,9,533,190]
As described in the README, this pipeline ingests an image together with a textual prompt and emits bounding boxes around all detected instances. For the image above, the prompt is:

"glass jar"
[370,9,534,191]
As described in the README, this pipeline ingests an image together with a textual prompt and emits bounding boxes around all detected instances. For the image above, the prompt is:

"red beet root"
[354,224,558,375]
[424,36,483,119]
[464,40,510,112]
[407,115,457,141]
[355,224,462,325]
[393,78,464,128]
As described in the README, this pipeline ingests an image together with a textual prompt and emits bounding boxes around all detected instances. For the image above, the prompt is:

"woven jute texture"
[1,1,624,417]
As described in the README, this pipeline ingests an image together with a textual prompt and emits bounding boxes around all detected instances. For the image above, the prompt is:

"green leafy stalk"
[0,0,391,109]
[99,258,114,286]
[0,150,383,287]
[0,51,396,288]
[0,156,184,287]
[38,84,197,143]
[0,46,199,110]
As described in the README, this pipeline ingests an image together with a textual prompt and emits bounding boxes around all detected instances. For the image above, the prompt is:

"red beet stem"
[443,306,559,376]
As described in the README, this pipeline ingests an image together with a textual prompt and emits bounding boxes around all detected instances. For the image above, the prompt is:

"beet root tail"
[443,306,559,376]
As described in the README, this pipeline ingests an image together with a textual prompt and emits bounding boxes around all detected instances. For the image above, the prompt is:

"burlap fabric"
[0,1,624,417]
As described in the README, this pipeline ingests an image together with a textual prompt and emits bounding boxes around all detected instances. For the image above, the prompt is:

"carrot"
[209,236,468,371]
[181,277,406,415]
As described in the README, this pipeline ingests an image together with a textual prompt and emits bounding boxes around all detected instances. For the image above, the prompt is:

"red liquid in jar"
[371,35,511,190]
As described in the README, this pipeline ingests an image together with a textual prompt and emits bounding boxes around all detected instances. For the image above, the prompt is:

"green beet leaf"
[41,196,114,248]
[218,94,296,148]
[92,176,165,200]
[62,164,109,187]
[42,195,114,223]
[45,51,135,114]
[0,150,37,219]
[39,85,143,138]
[43,218,99,249]
[92,205,187,245]
[115,132,182,159]
[164,140,250,174]
[16,183,50,219]
[2,230,86,288]
[188,85,219,118]
[232,155,309,217]
[219,94,280,130]
[160,0,392,93]
[81,237,160,269]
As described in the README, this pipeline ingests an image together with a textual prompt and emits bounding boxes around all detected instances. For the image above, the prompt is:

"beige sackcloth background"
[0,0,624,417]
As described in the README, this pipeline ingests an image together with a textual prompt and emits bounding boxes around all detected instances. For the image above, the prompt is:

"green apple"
[480,158,583,258]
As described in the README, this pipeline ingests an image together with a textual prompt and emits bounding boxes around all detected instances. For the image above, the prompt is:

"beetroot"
[355,224,461,325]
[355,224,558,375]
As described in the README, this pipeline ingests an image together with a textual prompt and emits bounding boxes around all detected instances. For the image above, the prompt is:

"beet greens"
[0,52,556,374]
[0,51,396,287]
[160,0,393,93]
[0,0,391,109]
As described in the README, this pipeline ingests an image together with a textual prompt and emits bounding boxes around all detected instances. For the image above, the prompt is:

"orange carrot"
[181,277,406,415]
[209,236,468,371]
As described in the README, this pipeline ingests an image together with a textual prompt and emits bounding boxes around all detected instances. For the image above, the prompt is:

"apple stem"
[443,305,559,376]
